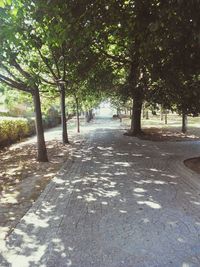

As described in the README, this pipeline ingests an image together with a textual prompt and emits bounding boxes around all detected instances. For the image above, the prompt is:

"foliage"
[0,117,30,146]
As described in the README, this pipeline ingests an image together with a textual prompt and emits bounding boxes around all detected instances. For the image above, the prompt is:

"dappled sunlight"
[0,191,19,204]
[1,119,200,266]
[137,200,162,209]
[134,187,147,193]
[114,161,131,167]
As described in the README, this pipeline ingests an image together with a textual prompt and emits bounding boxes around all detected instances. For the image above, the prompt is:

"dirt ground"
[0,139,73,238]
[138,127,200,142]
[184,157,200,174]
[122,115,200,174]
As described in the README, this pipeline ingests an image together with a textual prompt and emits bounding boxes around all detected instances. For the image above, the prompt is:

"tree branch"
[50,47,61,79]
[11,59,33,81]
[40,76,57,86]
[0,74,32,93]
[62,44,66,81]
[94,44,131,64]
[37,48,58,81]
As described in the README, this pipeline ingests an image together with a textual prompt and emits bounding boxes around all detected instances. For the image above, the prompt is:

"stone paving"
[1,118,200,267]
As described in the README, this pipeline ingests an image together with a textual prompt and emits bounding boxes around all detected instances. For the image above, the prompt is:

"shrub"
[0,114,61,147]
[0,117,30,146]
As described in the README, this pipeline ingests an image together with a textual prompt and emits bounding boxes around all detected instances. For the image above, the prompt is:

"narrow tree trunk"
[60,85,69,144]
[182,112,187,133]
[160,105,163,121]
[33,88,48,162]
[130,108,132,116]
[142,104,146,119]
[86,111,89,122]
[89,109,93,121]
[75,97,80,133]
[145,110,149,120]
[164,113,168,124]
[130,96,143,135]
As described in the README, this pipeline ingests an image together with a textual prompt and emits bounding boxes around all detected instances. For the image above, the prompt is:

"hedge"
[0,118,30,146]
[0,115,61,147]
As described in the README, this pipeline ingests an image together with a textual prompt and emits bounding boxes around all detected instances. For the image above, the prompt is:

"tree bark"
[145,110,149,120]
[33,87,48,162]
[85,111,88,122]
[164,113,168,124]
[130,107,132,117]
[130,96,143,135]
[160,105,164,121]
[86,109,93,122]
[182,112,187,133]
[142,104,146,119]
[75,97,80,133]
[60,85,69,144]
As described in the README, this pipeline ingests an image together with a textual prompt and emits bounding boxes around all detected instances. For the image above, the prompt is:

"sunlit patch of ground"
[122,114,200,141]
[138,128,200,142]
[0,140,71,238]
[122,114,200,173]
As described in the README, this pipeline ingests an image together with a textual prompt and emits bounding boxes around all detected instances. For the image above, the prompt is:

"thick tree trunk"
[33,88,48,162]
[130,96,143,135]
[182,112,187,133]
[75,97,80,133]
[60,85,69,144]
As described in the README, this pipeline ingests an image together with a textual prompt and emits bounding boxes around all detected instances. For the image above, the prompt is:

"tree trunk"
[130,107,132,117]
[130,96,143,135]
[75,97,80,133]
[164,113,168,124]
[145,110,149,120]
[182,112,187,133]
[60,85,69,144]
[86,109,93,122]
[160,105,164,121]
[33,88,48,162]
[86,111,89,122]
[142,105,146,119]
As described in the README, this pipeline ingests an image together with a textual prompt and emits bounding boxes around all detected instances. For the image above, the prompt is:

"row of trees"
[0,0,199,161]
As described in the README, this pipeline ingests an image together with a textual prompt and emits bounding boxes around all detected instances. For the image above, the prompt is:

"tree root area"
[184,157,200,174]
[124,128,200,142]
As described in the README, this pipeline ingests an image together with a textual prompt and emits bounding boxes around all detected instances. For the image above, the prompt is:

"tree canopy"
[0,0,199,159]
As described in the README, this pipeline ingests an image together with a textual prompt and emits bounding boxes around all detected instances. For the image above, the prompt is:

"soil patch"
[184,157,200,174]
[128,128,200,142]
[0,140,73,238]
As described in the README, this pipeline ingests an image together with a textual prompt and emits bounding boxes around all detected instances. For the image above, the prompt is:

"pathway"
[1,118,200,267]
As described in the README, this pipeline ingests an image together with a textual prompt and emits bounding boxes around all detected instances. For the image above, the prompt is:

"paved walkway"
[1,118,200,267]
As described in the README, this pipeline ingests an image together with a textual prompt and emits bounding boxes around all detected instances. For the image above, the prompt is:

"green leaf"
[11,7,18,16]
[0,0,5,8]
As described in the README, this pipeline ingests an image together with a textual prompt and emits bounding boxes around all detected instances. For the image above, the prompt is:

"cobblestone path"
[1,118,200,267]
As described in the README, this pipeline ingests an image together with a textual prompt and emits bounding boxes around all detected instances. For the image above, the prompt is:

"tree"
[149,1,200,133]
[0,3,48,161]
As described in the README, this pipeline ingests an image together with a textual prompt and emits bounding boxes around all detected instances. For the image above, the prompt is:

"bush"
[0,114,61,147]
[42,115,61,129]
[0,117,30,146]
